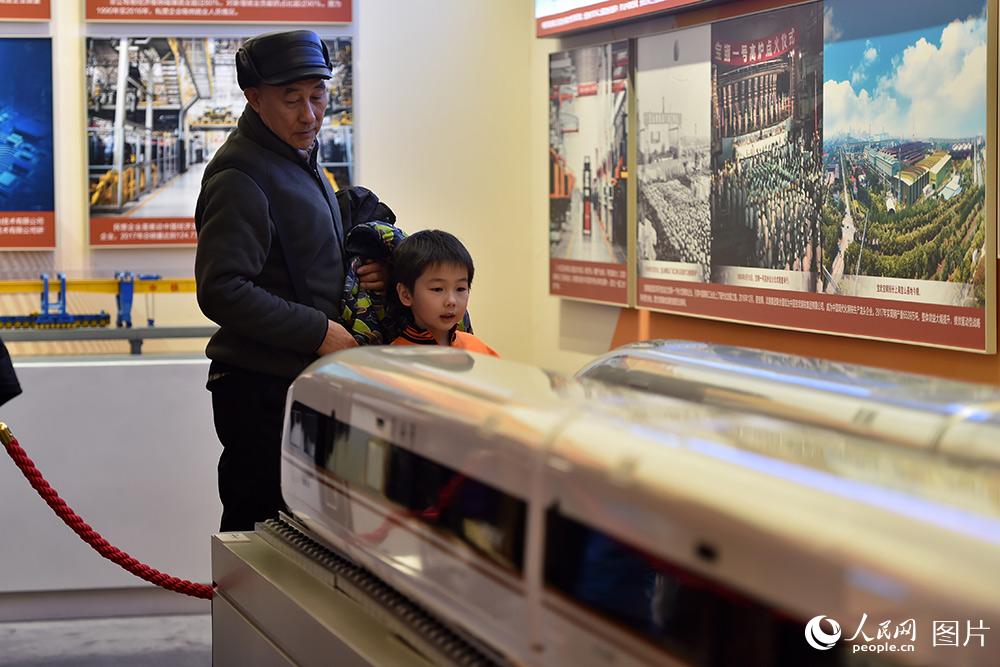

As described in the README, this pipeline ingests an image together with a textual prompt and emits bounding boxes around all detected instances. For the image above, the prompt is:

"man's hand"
[357,260,390,293]
[316,320,358,356]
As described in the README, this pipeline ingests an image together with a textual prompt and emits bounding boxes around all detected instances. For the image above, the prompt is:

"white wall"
[355,0,622,372]
[355,0,537,362]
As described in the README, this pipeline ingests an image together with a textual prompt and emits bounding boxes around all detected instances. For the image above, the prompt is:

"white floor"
[0,614,211,666]
[124,161,208,218]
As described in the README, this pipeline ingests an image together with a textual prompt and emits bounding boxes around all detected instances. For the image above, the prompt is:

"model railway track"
[0,313,111,329]
[258,517,509,667]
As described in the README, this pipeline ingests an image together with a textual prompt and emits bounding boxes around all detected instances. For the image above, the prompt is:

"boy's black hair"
[393,230,475,291]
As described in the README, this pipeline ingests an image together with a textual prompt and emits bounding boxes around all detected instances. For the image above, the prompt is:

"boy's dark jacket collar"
[399,323,458,346]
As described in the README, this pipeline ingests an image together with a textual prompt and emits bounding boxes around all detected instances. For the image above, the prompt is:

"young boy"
[391,230,499,357]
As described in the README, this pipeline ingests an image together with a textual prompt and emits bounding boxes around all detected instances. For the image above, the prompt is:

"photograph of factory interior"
[85,36,353,215]
[1,1,999,666]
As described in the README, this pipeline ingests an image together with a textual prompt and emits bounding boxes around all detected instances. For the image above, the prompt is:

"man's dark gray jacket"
[195,106,392,380]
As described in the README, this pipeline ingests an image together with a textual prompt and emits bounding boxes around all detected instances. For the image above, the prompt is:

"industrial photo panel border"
[549,40,630,306]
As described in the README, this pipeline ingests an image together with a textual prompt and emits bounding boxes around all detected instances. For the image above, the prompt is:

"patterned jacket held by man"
[340,221,473,345]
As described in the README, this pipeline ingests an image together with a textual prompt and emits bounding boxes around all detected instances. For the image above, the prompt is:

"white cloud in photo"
[825,79,901,137]
[849,40,878,86]
[825,15,986,139]
[824,6,843,42]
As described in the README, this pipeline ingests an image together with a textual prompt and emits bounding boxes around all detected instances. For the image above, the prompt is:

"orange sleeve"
[454,332,500,357]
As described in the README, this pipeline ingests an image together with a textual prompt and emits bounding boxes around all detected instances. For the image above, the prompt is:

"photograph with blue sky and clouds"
[819,0,988,306]
[823,0,986,141]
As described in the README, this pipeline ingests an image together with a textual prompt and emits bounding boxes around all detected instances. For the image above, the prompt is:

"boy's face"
[397,262,470,342]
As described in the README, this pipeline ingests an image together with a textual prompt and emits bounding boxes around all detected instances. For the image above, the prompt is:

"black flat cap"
[236,30,332,90]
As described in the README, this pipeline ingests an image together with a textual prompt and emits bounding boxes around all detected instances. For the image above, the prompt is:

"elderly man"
[195,30,391,531]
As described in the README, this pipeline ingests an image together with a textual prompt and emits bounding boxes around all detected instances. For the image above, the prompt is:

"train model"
[277,345,1000,667]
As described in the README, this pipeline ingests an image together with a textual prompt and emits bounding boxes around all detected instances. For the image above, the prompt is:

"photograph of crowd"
[709,3,824,288]
[637,25,712,280]
[820,0,988,307]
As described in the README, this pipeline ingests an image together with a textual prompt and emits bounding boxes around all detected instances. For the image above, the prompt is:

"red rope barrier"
[0,423,213,600]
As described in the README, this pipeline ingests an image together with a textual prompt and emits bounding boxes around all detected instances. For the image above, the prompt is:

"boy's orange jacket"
[391,325,499,357]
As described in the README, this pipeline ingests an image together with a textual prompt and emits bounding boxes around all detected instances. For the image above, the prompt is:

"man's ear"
[396,283,413,307]
[244,86,261,113]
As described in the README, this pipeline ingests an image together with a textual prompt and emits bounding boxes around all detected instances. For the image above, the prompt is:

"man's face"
[245,78,329,151]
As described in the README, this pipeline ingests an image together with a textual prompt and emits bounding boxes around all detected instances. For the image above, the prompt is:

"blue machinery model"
[0,274,110,329]
[0,272,195,330]
[113,271,161,327]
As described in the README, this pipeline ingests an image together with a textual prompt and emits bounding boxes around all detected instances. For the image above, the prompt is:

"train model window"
[288,402,332,466]
[543,508,908,667]
[326,416,527,574]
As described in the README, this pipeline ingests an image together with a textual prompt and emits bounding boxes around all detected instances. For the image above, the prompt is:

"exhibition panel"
[535,0,736,37]
[549,40,630,305]
[636,25,712,286]
[0,1,49,22]
[0,37,54,249]
[86,35,354,247]
[631,0,996,351]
